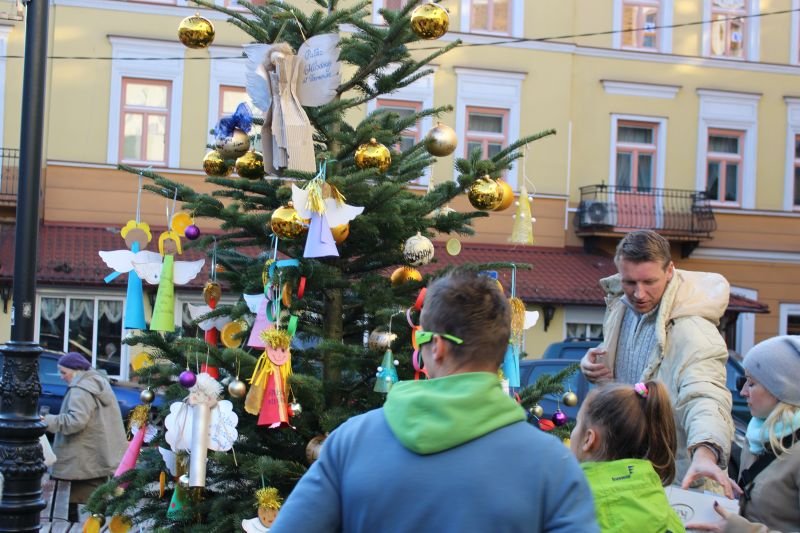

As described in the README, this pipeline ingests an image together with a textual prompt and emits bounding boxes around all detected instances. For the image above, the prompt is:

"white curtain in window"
[99,300,123,322]
[40,298,65,321]
[69,300,94,321]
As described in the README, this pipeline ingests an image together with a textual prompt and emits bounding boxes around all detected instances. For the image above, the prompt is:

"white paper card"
[665,485,740,525]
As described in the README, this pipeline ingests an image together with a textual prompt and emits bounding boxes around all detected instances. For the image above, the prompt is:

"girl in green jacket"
[570,380,685,533]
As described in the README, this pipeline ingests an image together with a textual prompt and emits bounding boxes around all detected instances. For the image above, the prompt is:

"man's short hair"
[614,230,672,269]
[421,271,511,368]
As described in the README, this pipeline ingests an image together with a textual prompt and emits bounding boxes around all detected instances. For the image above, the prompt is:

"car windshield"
[525,363,582,402]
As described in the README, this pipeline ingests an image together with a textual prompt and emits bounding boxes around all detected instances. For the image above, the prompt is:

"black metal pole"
[0,0,50,530]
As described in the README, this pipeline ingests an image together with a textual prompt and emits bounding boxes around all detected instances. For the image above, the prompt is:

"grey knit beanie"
[742,335,800,407]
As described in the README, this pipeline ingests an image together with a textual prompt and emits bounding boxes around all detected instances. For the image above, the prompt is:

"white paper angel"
[164,373,239,488]
[243,34,341,173]
[291,184,364,258]
[187,303,232,332]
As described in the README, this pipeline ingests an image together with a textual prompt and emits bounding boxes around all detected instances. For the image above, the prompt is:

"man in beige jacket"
[580,230,735,497]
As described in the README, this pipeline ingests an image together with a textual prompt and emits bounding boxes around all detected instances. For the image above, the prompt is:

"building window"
[709,0,748,58]
[224,0,266,9]
[37,295,125,378]
[706,129,743,204]
[622,0,659,50]
[108,37,185,168]
[779,303,800,335]
[384,0,409,9]
[616,121,658,192]
[120,78,171,165]
[566,323,604,341]
[471,0,511,34]
[465,107,508,159]
[376,99,422,152]
[794,135,800,208]
[219,85,248,118]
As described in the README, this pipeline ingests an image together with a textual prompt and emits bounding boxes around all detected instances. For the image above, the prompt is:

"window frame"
[563,306,605,341]
[612,0,673,52]
[119,77,172,166]
[702,0,760,61]
[614,120,659,192]
[792,0,800,65]
[464,106,509,160]
[779,303,800,336]
[695,89,759,209]
[208,44,249,146]
[620,0,660,51]
[375,98,423,154]
[107,37,185,168]
[455,68,524,188]
[783,97,800,211]
[459,0,523,38]
[469,0,512,35]
[705,128,744,206]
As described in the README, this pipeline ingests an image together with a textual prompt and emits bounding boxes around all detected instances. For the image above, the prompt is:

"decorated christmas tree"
[86,1,557,530]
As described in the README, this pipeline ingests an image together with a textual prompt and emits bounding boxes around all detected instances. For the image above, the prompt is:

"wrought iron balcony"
[576,184,717,241]
[0,147,19,208]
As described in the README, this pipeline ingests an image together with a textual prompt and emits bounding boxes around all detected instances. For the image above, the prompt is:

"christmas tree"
[86,1,556,530]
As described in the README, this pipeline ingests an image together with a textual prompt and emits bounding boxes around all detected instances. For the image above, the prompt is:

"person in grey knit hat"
[690,335,800,532]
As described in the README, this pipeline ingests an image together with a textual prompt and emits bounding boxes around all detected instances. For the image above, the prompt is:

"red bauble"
[538,419,555,431]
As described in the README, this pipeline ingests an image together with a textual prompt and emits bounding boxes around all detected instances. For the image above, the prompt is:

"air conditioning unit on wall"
[580,200,617,226]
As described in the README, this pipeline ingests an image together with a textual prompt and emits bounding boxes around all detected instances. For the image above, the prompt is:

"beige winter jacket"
[598,269,734,482]
[738,440,800,532]
[44,369,128,481]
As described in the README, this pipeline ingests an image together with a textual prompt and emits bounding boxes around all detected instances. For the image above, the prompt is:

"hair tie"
[634,382,648,398]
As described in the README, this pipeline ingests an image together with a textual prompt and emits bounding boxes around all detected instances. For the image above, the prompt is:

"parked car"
[0,350,161,420]
[541,340,750,423]
[521,356,749,478]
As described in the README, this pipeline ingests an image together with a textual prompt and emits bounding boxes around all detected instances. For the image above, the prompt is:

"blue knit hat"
[743,335,800,407]
[57,352,91,371]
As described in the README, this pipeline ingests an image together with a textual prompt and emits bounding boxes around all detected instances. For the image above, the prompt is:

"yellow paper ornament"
[270,202,310,240]
[354,138,391,172]
[203,150,234,177]
[467,175,504,211]
[221,320,248,349]
[445,238,461,256]
[424,122,457,157]
[410,3,449,40]
[235,150,265,179]
[178,13,215,49]
[390,266,422,287]
[82,514,105,533]
[509,182,534,245]
[130,351,153,372]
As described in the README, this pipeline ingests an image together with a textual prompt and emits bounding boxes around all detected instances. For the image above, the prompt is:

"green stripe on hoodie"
[383,372,526,455]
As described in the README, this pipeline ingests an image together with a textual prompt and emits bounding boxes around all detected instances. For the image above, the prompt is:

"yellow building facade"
[0,0,798,377]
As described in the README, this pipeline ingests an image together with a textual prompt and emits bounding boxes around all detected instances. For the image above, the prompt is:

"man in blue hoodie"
[271,271,598,533]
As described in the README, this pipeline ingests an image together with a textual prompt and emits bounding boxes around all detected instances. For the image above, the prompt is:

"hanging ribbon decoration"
[503,265,524,391]
[201,238,221,378]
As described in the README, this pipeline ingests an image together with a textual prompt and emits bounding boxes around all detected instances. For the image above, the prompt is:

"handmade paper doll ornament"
[243,34,341,173]
[164,373,238,488]
[241,487,282,532]
[113,404,157,489]
[245,329,293,428]
[134,230,205,332]
[243,293,272,348]
[291,181,363,258]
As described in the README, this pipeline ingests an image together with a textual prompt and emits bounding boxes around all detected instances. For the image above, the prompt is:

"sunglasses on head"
[414,330,464,347]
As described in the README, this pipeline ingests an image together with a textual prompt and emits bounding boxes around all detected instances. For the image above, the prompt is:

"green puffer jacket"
[44,369,128,480]
[598,269,734,482]
[582,459,685,533]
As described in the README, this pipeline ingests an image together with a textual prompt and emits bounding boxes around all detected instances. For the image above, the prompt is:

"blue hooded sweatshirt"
[271,372,598,533]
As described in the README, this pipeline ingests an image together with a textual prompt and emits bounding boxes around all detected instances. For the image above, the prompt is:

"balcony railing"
[576,184,717,240]
[0,147,19,205]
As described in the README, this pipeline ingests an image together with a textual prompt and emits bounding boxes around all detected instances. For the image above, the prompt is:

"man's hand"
[681,445,740,499]
[579,347,612,383]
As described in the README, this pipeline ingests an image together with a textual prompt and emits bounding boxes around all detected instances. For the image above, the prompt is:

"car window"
[524,363,581,402]
[40,357,62,386]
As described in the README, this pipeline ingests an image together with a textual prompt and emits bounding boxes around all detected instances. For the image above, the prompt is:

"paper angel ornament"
[291,184,363,258]
[242,487,283,533]
[243,34,341,173]
[114,404,157,489]
[187,303,232,334]
[99,220,161,330]
[164,373,238,488]
[245,329,293,428]
[133,231,205,332]
[243,293,272,348]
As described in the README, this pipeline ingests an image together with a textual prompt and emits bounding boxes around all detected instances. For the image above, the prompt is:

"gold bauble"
[331,223,350,244]
[354,138,391,172]
[562,391,579,407]
[403,232,435,267]
[178,14,215,49]
[368,329,398,351]
[410,3,449,40]
[270,202,309,240]
[467,175,504,211]
[530,404,544,418]
[390,266,422,287]
[203,281,222,306]
[215,128,251,160]
[424,122,457,157]
[235,150,265,180]
[202,150,234,177]
[227,378,247,399]
[306,434,327,464]
[493,178,515,211]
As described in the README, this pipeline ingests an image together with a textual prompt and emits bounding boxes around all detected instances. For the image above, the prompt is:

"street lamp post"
[0,0,50,530]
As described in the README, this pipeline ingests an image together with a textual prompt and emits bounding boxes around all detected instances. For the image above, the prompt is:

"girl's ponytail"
[641,380,677,485]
